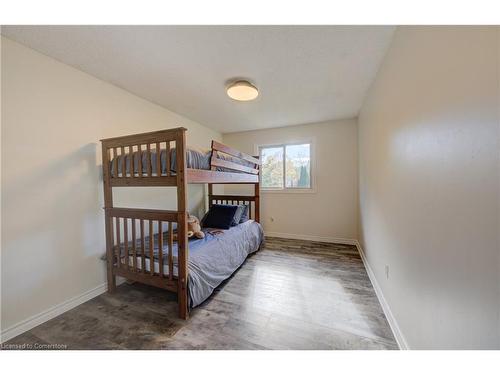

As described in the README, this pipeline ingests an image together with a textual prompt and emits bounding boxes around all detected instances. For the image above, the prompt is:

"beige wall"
[223,119,358,242]
[1,37,221,334]
[358,26,500,349]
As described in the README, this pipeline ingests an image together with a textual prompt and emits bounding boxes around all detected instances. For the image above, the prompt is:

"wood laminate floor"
[4,237,397,350]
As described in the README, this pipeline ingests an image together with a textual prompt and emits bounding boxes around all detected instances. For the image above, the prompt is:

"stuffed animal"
[173,214,205,240]
[187,214,205,239]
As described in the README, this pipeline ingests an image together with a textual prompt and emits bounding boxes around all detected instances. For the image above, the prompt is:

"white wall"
[223,119,358,242]
[358,26,500,349]
[1,37,221,335]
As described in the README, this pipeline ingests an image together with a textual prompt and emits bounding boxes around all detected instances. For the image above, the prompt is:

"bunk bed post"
[254,182,260,223]
[101,142,116,293]
[207,184,213,208]
[176,128,189,320]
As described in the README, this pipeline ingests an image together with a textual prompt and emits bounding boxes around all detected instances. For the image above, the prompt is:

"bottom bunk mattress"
[124,220,264,308]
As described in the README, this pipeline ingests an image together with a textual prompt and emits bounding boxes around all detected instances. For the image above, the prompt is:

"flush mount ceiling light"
[226,80,259,101]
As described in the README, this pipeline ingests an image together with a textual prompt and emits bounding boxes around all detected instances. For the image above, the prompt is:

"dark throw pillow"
[202,204,239,229]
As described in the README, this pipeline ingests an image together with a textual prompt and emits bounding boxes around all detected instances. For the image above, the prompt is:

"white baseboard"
[355,241,409,350]
[0,280,122,343]
[265,231,358,245]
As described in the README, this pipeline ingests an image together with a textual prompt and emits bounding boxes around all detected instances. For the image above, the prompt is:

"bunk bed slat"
[149,220,154,275]
[123,218,129,270]
[131,219,137,272]
[146,143,152,177]
[128,146,135,177]
[140,219,146,273]
[115,217,121,269]
[120,146,126,177]
[137,145,143,177]
[156,142,161,176]
[158,220,164,277]
[168,222,173,281]
[111,217,117,269]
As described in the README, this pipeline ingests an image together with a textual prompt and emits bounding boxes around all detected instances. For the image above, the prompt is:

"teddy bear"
[187,214,205,239]
[173,213,205,240]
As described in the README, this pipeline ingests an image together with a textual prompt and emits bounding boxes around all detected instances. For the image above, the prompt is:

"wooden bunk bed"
[100,127,261,319]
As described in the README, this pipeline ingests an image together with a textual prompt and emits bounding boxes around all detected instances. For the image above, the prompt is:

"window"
[259,142,312,191]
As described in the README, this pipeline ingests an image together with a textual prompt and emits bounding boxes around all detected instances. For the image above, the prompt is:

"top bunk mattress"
[110,147,254,177]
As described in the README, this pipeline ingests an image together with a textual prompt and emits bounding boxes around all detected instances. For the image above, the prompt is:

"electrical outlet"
[385,265,390,279]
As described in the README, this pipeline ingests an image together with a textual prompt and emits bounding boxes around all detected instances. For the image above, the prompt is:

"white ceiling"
[2,26,395,133]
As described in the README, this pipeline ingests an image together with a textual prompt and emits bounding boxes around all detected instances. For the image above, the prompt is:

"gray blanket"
[122,220,264,308]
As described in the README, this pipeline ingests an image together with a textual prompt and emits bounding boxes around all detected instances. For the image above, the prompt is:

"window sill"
[260,188,316,194]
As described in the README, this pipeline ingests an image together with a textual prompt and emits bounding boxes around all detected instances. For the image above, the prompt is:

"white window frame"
[256,139,316,194]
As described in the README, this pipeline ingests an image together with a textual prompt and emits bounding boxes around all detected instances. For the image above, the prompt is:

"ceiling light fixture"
[226,80,259,101]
